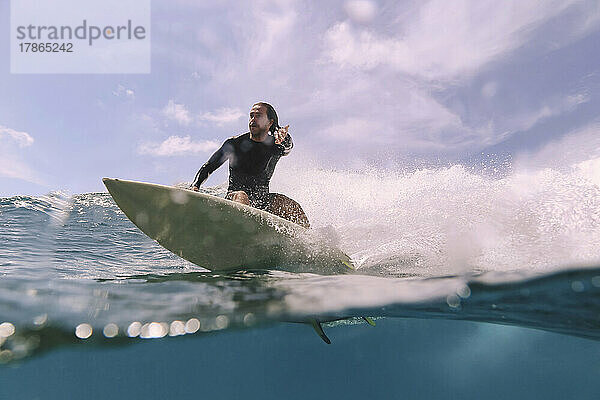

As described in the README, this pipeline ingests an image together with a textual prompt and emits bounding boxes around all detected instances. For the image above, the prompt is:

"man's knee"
[226,191,250,205]
[268,193,310,228]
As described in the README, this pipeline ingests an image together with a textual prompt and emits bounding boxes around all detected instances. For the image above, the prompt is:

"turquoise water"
[2,320,600,399]
[1,166,600,398]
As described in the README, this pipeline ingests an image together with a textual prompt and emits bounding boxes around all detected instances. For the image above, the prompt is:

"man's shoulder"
[226,132,250,143]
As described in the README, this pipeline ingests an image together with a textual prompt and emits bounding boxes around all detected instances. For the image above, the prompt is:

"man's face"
[249,104,272,135]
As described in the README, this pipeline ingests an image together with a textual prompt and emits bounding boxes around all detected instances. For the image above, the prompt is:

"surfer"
[191,102,310,228]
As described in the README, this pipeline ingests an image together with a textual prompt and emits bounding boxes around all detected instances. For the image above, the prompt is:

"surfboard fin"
[310,320,331,344]
[341,260,355,271]
[362,317,376,326]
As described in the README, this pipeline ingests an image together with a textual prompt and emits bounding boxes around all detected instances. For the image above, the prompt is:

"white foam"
[271,159,600,276]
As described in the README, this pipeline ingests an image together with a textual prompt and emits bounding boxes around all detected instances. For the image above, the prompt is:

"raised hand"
[274,124,289,144]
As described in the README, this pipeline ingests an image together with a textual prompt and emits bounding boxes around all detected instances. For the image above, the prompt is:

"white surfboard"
[103,178,354,274]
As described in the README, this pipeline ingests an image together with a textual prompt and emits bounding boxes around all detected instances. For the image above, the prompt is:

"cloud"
[0,156,40,184]
[160,102,244,127]
[308,1,598,153]
[305,85,590,154]
[344,0,377,24]
[445,91,591,149]
[481,82,498,99]
[162,100,192,126]
[320,117,380,141]
[514,121,600,171]
[112,84,135,100]
[477,92,592,148]
[198,107,245,126]
[323,22,405,70]
[0,125,34,147]
[323,0,593,81]
[293,69,472,152]
[0,125,40,184]
[138,135,219,156]
[148,0,600,157]
[243,1,298,69]
[511,93,590,132]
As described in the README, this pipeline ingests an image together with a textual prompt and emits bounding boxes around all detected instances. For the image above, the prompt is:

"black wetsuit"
[192,132,293,209]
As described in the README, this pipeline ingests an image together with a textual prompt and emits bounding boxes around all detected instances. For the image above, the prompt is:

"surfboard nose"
[102,178,129,200]
[102,177,120,191]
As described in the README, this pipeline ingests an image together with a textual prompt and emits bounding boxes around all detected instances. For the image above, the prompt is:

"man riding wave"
[191,102,309,228]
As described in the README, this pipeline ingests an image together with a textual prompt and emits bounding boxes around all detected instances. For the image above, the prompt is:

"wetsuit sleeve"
[275,133,293,156]
[192,139,232,188]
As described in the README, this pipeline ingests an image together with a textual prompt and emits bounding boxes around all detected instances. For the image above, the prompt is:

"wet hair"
[253,102,279,133]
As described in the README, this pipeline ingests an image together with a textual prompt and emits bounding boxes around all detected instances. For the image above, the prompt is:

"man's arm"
[191,140,232,190]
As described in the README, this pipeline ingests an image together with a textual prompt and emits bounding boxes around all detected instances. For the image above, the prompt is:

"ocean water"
[1,163,600,399]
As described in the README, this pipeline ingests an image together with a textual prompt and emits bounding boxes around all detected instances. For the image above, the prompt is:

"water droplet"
[170,190,189,205]
[103,323,119,338]
[0,322,16,338]
[571,281,585,293]
[446,294,460,309]
[75,323,93,339]
[127,321,142,337]
[140,322,167,339]
[457,285,471,299]
[185,318,200,334]
[33,314,47,326]
[243,313,256,326]
[215,315,229,330]
[169,320,186,336]
[135,212,149,226]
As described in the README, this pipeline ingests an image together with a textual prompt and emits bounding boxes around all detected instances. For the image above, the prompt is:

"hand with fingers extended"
[274,124,289,144]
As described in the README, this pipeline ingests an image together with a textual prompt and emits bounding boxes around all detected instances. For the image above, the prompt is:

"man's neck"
[249,130,268,142]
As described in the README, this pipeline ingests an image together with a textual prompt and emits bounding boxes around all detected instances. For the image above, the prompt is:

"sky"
[1,0,599,196]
